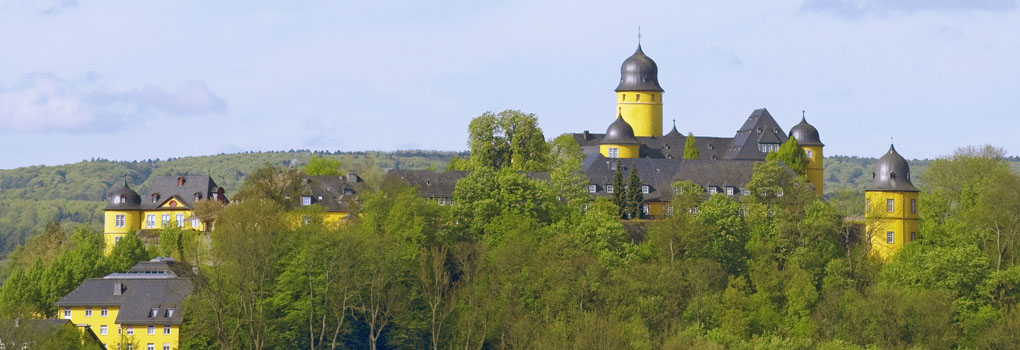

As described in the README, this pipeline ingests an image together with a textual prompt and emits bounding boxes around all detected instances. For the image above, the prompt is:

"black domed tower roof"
[107,180,142,210]
[867,144,918,192]
[615,44,664,92]
[789,116,823,146]
[602,113,639,145]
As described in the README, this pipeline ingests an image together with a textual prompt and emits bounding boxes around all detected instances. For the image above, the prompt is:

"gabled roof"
[298,174,365,212]
[131,175,227,211]
[724,108,788,160]
[56,258,193,325]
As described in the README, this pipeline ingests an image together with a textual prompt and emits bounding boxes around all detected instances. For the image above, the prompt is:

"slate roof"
[386,170,552,199]
[789,116,823,147]
[584,155,758,202]
[106,181,142,210]
[723,108,789,160]
[616,44,664,92]
[867,144,918,192]
[56,259,192,326]
[602,115,639,145]
[109,175,228,211]
[298,173,365,212]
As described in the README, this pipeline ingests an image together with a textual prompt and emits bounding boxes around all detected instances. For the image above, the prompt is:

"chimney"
[346,172,358,183]
[114,282,123,296]
[177,177,185,187]
[583,130,590,140]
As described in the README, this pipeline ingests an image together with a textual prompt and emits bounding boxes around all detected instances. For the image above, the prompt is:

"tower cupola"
[107,180,142,210]
[616,45,664,92]
[868,144,918,192]
[789,117,823,147]
[602,114,639,145]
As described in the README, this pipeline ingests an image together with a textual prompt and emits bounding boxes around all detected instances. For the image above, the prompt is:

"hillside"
[0,150,465,259]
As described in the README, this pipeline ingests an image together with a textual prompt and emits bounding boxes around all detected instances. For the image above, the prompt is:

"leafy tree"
[683,132,700,160]
[232,165,303,210]
[766,137,807,176]
[574,197,636,266]
[303,156,343,176]
[466,110,551,171]
[106,231,150,272]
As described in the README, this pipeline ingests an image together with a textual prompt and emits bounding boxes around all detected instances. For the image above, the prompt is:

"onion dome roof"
[789,116,823,146]
[867,144,918,192]
[602,113,639,145]
[615,44,664,92]
[107,180,142,210]
[664,124,683,137]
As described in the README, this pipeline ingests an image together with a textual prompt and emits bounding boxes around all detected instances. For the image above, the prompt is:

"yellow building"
[290,172,365,228]
[104,176,228,255]
[615,44,664,138]
[599,112,640,159]
[56,258,193,350]
[865,145,920,259]
[788,113,825,195]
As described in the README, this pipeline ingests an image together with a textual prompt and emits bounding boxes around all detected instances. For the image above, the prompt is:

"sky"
[1,0,1019,169]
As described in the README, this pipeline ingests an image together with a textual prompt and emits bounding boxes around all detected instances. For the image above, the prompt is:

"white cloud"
[802,0,1019,18]
[0,72,226,132]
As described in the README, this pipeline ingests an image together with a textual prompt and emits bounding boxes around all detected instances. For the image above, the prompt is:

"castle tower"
[104,181,142,255]
[616,44,664,137]
[600,111,640,158]
[789,114,824,195]
[865,145,919,260]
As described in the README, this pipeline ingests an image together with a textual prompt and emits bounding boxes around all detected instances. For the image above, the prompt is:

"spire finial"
[672,119,676,128]
[618,106,622,117]
[637,26,641,45]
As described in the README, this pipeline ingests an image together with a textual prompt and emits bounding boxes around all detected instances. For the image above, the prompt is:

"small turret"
[615,44,664,137]
[865,144,920,260]
[599,111,640,159]
[788,113,824,195]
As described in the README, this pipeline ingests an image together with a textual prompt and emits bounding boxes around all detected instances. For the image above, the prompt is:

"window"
[85,307,92,317]
[126,327,134,335]
[642,203,649,215]
[758,143,779,152]
[128,345,134,350]
[666,205,674,216]
[115,236,121,244]
[806,150,813,159]
[910,232,917,241]
[302,196,312,206]
[164,326,171,335]
[608,147,619,158]
[777,189,784,197]
[100,325,108,335]
[163,344,171,350]
[651,94,655,102]
[64,308,71,319]
[606,185,614,194]
[635,94,641,101]
[588,185,597,193]
[101,307,108,316]
[726,187,735,196]
[146,215,155,228]
[176,214,185,227]
[148,325,155,335]
[887,231,895,244]
[161,214,170,225]
[191,218,200,228]
[149,308,159,317]
[622,94,626,101]
[118,325,121,334]
[743,189,750,195]
[910,199,916,214]
[709,187,718,195]
[886,199,895,213]
[147,344,154,350]
[866,199,871,211]
[641,185,649,194]
[115,215,126,228]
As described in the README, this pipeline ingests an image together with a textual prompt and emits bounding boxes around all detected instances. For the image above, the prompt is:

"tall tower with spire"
[789,111,824,195]
[865,144,919,259]
[616,44,664,137]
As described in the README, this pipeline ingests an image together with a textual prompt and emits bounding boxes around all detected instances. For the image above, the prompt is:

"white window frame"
[588,185,597,193]
[302,196,312,206]
[886,199,895,213]
[608,147,619,158]
[115,215,126,228]
[146,215,156,228]
[85,307,92,317]
[726,187,734,196]
[642,203,649,215]
[191,218,200,228]
[805,149,813,159]
[126,327,134,335]
[161,214,171,225]
[176,214,185,227]
[100,325,108,335]
[910,199,916,214]
[709,187,718,195]
[164,326,171,335]
[887,231,895,244]
[64,308,71,319]
[147,344,154,350]
[101,307,108,317]
[641,185,649,194]
[148,325,155,335]
[606,185,614,194]
[163,344,171,350]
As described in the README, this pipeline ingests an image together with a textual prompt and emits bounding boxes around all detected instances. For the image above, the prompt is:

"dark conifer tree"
[611,161,626,218]
[627,167,644,219]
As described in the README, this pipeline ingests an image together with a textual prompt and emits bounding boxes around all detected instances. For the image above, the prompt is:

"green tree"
[467,110,551,171]
[233,165,303,210]
[304,156,343,176]
[106,231,150,272]
[626,167,644,219]
[611,162,626,218]
[683,132,700,160]
[766,137,807,176]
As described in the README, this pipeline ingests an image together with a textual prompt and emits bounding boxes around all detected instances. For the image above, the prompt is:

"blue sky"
[1,0,1019,169]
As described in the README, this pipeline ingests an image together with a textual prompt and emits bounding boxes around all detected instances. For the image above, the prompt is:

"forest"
[2,110,1020,349]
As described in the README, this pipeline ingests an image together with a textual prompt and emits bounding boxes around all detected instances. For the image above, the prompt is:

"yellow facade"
[104,208,205,255]
[599,143,639,159]
[865,191,920,260]
[616,91,662,137]
[287,210,349,229]
[104,211,141,255]
[802,145,824,195]
[63,306,182,350]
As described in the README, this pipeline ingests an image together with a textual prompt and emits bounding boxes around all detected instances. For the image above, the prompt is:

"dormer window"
[152,194,159,203]
[606,185,614,194]
[149,308,159,317]
[588,185,597,193]
[302,196,312,206]
[890,172,897,179]
[194,193,202,202]
[608,147,619,158]
[641,185,649,194]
